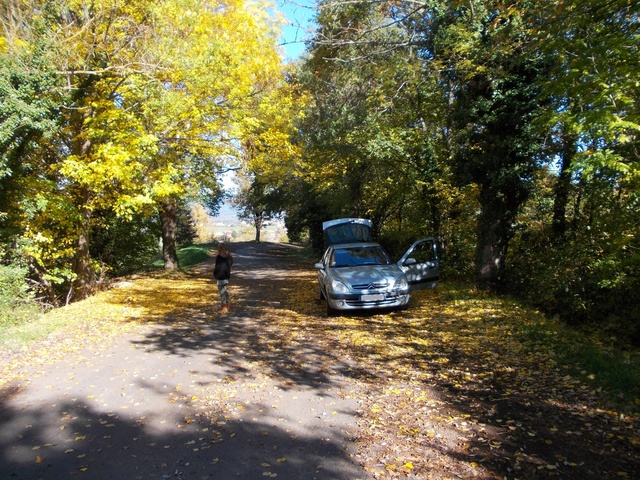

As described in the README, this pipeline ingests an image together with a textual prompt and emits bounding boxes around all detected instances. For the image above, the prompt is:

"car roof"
[329,242,381,249]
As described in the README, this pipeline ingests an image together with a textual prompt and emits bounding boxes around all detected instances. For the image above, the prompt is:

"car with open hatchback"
[314,218,439,315]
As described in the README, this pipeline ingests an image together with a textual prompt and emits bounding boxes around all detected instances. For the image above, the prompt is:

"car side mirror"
[314,262,324,270]
[404,258,417,266]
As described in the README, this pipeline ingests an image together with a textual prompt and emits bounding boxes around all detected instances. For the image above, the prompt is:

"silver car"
[315,218,439,315]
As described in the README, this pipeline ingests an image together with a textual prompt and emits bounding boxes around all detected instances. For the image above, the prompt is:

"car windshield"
[331,246,392,267]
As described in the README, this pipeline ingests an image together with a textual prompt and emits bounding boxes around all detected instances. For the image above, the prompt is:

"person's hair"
[218,243,230,257]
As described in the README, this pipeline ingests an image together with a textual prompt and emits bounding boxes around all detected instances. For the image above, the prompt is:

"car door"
[397,238,439,291]
[315,247,333,298]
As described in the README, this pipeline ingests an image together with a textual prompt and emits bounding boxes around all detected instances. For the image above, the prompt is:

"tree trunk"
[552,130,577,240]
[474,188,515,290]
[70,87,95,302]
[160,198,180,270]
[254,210,263,242]
[72,187,95,301]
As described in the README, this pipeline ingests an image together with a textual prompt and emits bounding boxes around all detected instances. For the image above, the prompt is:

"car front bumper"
[326,291,410,311]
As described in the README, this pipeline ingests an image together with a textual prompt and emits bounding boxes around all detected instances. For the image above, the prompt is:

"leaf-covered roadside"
[1,244,638,479]
[0,269,215,389]
[274,273,640,478]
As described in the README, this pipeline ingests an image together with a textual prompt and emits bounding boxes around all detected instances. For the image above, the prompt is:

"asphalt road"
[0,242,370,480]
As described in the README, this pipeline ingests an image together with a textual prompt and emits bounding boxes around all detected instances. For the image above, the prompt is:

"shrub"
[508,231,640,347]
[91,212,162,277]
[0,263,42,326]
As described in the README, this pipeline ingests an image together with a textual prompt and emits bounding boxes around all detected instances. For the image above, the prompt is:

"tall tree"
[133,0,289,269]
[395,0,545,287]
[301,1,449,242]
[232,62,304,241]
[233,174,280,242]
[1,0,291,300]
[4,0,170,299]
[297,0,477,272]
[532,0,640,238]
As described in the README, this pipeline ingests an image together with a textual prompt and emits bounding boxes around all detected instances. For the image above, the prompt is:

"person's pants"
[217,280,230,304]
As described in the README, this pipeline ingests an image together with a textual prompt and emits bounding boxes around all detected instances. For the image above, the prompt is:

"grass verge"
[151,243,215,269]
[1,242,216,352]
[440,282,640,413]
[517,316,640,411]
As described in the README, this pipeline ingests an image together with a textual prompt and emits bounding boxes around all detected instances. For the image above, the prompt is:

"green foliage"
[1,0,291,296]
[0,263,31,304]
[0,51,61,254]
[299,0,546,285]
[508,168,640,342]
[292,0,639,345]
[534,0,640,179]
[1,0,639,351]
[280,179,328,253]
[0,53,59,180]
[233,174,284,241]
[90,212,162,277]
[298,3,461,259]
[0,263,42,326]
[175,204,197,249]
[438,3,546,287]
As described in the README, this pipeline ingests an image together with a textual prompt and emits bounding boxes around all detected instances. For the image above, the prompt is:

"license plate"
[361,294,384,302]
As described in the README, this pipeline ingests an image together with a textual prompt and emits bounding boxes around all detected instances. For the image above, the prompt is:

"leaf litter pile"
[1,243,639,479]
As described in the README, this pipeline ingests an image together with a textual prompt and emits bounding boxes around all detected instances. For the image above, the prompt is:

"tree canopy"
[282,0,639,335]
[1,0,292,301]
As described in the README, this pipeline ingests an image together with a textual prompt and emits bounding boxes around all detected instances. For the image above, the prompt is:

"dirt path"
[0,242,370,480]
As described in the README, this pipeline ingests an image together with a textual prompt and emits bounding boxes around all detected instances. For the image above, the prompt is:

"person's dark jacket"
[214,254,233,280]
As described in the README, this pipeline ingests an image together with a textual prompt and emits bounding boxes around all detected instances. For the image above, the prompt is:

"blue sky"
[276,0,316,60]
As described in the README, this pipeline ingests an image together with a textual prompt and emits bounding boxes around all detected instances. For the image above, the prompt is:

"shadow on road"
[0,394,360,479]
[2,242,638,479]
[0,242,368,480]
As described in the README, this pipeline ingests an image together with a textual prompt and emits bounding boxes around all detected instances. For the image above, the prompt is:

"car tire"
[319,288,325,300]
[326,301,337,317]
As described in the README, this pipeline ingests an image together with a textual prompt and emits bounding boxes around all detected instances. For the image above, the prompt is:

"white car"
[315,218,439,315]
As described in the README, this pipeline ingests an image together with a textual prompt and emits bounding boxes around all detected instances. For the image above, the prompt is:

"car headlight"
[330,279,350,294]
[394,276,408,290]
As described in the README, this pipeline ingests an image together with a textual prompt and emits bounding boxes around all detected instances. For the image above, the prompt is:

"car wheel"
[319,288,325,300]
[326,300,337,317]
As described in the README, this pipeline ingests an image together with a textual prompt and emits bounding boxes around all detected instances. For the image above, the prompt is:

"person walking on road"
[213,243,233,314]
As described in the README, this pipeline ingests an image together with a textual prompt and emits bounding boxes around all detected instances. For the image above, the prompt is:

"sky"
[276,0,316,60]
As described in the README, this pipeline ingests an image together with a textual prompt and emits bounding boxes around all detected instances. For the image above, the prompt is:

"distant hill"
[212,201,241,225]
